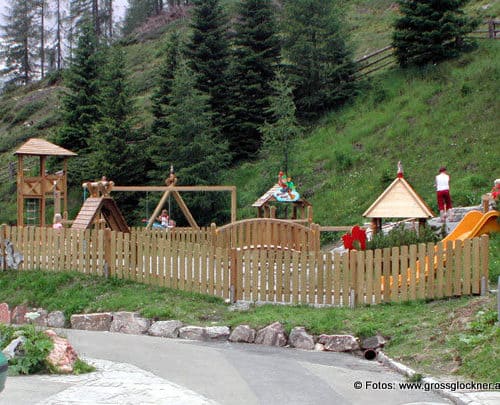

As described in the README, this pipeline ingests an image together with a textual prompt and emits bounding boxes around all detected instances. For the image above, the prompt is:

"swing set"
[112,168,237,229]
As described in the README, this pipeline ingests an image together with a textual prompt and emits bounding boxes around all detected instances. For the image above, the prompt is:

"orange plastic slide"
[443,210,500,243]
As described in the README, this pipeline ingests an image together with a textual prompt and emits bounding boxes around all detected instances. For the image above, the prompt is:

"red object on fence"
[342,225,367,250]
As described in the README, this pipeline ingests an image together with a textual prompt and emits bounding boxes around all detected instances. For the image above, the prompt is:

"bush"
[366,224,439,250]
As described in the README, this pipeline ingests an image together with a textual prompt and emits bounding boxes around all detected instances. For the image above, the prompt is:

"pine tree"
[393,0,477,67]
[56,23,102,154]
[281,0,357,120]
[151,32,184,136]
[226,0,281,161]
[88,46,144,217]
[0,0,38,86]
[188,0,231,134]
[261,70,302,176]
[156,61,230,225]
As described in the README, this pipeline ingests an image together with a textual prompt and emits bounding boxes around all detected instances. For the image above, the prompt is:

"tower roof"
[14,138,77,157]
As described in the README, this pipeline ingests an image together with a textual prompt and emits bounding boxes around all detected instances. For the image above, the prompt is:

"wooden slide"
[442,210,500,243]
[71,197,129,233]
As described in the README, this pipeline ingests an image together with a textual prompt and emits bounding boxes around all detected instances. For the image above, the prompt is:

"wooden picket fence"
[0,225,489,307]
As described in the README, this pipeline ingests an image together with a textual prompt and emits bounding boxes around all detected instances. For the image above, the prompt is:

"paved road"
[1,329,451,405]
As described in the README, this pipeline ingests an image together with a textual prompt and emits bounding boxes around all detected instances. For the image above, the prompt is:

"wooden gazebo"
[252,184,313,223]
[14,138,76,227]
[363,176,435,234]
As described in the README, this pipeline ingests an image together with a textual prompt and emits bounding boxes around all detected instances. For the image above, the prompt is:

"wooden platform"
[71,197,129,232]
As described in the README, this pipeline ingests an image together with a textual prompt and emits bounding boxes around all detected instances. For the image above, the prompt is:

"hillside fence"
[0,225,489,307]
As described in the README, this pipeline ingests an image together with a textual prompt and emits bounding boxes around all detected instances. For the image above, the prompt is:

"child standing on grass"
[435,167,453,222]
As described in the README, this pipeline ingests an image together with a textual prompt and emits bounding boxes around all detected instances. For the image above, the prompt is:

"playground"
[2,138,499,307]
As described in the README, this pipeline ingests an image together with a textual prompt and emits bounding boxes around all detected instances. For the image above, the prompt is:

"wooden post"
[103,229,112,278]
[210,223,217,248]
[0,224,6,271]
[307,206,313,223]
[63,158,69,220]
[230,248,238,303]
[172,191,199,229]
[17,155,24,226]
[40,156,46,227]
[270,206,277,219]
[231,187,237,223]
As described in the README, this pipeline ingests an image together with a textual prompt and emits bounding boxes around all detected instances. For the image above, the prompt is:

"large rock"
[11,304,29,325]
[110,312,150,335]
[205,326,230,341]
[148,320,183,338]
[178,326,206,341]
[44,330,78,373]
[288,327,315,350]
[318,334,359,352]
[71,313,113,331]
[360,335,386,350]
[229,325,256,343]
[0,303,10,325]
[255,322,287,347]
[47,311,66,328]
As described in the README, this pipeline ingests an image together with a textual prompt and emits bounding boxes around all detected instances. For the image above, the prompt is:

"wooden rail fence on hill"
[0,226,489,307]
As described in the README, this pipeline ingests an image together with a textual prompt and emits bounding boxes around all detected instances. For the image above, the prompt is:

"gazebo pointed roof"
[363,177,435,219]
[14,138,77,157]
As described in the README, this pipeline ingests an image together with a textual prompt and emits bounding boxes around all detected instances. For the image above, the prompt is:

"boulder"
[318,334,359,352]
[178,326,206,341]
[288,327,315,350]
[229,325,256,343]
[110,312,150,335]
[11,304,29,325]
[205,326,230,341]
[360,335,386,350]
[148,320,183,338]
[44,330,78,374]
[314,343,325,351]
[255,322,287,347]
[0,303,10,325]
[47,311,66,328]
[71,313,113,331]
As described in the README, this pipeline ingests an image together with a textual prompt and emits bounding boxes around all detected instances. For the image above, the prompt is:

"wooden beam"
[172,191,199,229]
[231,188,237,223]
[17,155,23,226]
[113,185,236,192]
[146,190,172,229]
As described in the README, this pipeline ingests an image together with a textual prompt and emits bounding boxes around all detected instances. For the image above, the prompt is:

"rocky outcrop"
[289,327,315,350]
[229,325,256,343]
[255,322,287,347]
[148,320,183,338]
[318,334,359,352]
[44,330,78,373]
[71,313,113,331]
[2,336,26,360]
[110,312,150,335]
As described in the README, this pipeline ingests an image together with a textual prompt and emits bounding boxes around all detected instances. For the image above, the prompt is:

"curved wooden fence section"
[214,218,320,251]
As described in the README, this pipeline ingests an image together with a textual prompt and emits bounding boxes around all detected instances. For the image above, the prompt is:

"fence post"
[488,19,495,39]
[103,229,112,279]
[210,223,217,248]
[0,224,6,271]
[230,248,238,303]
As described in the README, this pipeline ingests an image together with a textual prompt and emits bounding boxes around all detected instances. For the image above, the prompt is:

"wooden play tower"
[14,138,76,227]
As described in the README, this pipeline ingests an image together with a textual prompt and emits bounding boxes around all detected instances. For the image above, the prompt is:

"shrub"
[366,224,439,250]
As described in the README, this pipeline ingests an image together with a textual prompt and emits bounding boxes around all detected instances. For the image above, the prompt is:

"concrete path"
[0,329,456,405]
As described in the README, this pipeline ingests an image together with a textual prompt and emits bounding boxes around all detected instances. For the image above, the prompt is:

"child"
[53,213,63,230]
[435,167,453,222]
[158,209,169,228]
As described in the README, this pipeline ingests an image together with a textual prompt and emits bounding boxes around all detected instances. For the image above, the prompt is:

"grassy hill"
[0,0,499,229]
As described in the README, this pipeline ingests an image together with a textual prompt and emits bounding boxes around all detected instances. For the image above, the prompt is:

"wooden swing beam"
[112,185,237,229]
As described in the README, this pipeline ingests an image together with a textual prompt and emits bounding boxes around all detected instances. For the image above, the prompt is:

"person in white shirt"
[435,167,453,222]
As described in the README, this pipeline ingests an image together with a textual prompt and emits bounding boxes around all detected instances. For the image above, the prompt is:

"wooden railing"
[472,19,500,39]
[0,225,489,307]
[354,45,396,78]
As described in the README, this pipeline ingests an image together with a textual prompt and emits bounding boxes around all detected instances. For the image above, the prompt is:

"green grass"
[0,270,498,382]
